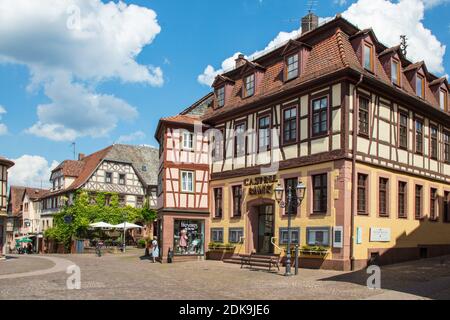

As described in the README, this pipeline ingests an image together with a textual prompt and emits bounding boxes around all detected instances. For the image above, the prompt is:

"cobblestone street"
[1,250,450,300]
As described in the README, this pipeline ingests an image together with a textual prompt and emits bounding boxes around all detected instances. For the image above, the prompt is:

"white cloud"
[198,0,447,86]
[26,75,138,141]
[343,0,446,74]
[0,0,163,141]
[8,155,58,188]
[117,131,146,143]
[0,105,7,135]
[197,28,301,86]
[422,0,450,9]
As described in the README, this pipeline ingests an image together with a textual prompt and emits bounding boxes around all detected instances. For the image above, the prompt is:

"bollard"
[295,245,299,275]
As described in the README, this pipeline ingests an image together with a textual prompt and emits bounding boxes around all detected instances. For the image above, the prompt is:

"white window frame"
[181,170,194,193]
[333,226,343,248]
[211,228,224,243]
[182,131,194,150]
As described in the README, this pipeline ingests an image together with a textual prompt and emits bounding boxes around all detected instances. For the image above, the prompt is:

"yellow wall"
[210,160,339,259]
[353,162,450,260]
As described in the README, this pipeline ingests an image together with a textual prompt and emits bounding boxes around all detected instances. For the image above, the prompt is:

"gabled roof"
[52,160,84,177]
[239,59,266,75]
[211,75,235,88]
[428,76,447,87]
[7,186,26,216]
[41,144,159,199]
[23,188,47,201]
[281,39,312,56]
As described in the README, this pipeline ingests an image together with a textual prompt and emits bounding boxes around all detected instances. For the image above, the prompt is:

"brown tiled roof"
[24,188,47,201]
[160,114,203,126]
[0,156,14,168]
[53,160,84,177]
[429,77,447,87]
[403,61,424,72]
[8,186,26,216]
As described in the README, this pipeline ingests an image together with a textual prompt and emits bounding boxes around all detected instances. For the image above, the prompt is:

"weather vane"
[400,35,408,57]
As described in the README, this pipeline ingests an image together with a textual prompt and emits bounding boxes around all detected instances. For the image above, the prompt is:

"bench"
[240,253,281,272]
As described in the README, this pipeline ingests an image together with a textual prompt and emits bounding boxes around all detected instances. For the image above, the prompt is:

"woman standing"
[151,237,159,263]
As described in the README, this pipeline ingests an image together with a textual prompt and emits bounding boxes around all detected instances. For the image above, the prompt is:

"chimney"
[235,54,246,68]
[78,153,85,161]
[301,12,319,35]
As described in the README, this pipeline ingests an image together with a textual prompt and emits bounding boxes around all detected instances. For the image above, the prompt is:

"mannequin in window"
[179,228,188,254]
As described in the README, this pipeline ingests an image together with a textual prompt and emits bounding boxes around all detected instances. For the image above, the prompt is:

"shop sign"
[181,222,198,231]
[370,228,391,242]
[244,175,278,196]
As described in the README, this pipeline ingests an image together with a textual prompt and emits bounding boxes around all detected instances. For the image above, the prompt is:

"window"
[379,178,389,217]
[415,120,423,154]
[244,74,255,97]
[363,43,373,71]
[444,191,450,223]
[142,165,147,172]
[415,185,423,219]
[312,174,327,213]
[416,75,425,98]
[283,107,297,144]
[157,172,163,196]
[284,178,298,214]
[232,186,242,217]
[359,97,369,135]
[105,172,112,184]
[444,131,450,163]
[234,123,246,157]
[211,228,223,243]
[286,54,299,80]
[212,130,224,161]
[181,171,194,192]
[312,97,328,136]
[430,126,438,160]
[306,227,330,246]
[213,188,223,218]
[216,86,225,108]
[105,194,111,206]
[430,188,438,220]
[119,194,126,207]
[119,174,126,185]
[173,220,205,255]
[440,89,448,111]
[399,112,408,149]
[398,181,407,218]
[391,60,400,85]
[258,116,270,151]
[279,228,300,245]
[357,174,368,215]
[229,228,244,243]
[136,196,144,209]
[182,131,194,150]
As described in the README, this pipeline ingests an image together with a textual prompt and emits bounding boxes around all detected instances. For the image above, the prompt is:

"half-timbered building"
[39,144,159,235]
[157,13,450,270]
[0,156,14,258]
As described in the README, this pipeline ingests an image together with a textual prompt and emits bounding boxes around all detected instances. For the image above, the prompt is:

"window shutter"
[333,226,343,248]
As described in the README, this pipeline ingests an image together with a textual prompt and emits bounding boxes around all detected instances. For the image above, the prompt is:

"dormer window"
[440,89,447,111]
[391,60,400,86]
[363,43,374,72]
[244,74,255,97]
[416,75,425,98]
[216,86,225,108]
[286,54,299,81]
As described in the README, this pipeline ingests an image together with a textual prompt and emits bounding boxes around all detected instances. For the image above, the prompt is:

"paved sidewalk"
[0,251,449,300]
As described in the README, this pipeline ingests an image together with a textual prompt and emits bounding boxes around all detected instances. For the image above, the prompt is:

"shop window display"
[173,220,204,255]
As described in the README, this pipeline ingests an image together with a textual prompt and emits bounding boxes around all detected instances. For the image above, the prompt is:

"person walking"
[151,237,159,263]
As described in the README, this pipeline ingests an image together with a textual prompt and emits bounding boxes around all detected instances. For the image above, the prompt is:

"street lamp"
[274,180,306,276]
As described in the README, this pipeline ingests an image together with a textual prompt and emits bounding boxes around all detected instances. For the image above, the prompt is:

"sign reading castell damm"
[244,175,278,195]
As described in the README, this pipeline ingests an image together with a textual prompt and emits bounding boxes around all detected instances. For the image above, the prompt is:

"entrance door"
[257,205,274,254]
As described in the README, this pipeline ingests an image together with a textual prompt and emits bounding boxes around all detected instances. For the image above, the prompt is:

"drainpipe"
[350,74,363,271]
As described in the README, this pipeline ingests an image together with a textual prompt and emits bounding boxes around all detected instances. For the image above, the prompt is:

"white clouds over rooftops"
[0,0,163,141]
[8,155,59,188]
[198,0,447,86]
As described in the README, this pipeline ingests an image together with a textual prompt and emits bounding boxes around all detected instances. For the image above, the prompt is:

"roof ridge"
[335,28,349,68]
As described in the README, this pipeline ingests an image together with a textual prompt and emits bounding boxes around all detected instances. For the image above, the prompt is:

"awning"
[112,222,143,230]
[89,222,115,229]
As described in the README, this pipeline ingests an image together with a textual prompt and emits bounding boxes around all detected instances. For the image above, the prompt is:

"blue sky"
[0,0,449,186]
